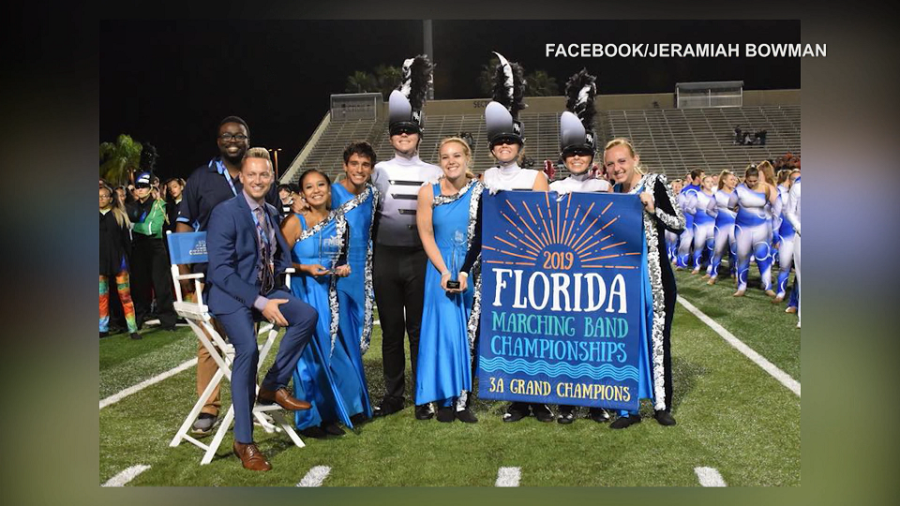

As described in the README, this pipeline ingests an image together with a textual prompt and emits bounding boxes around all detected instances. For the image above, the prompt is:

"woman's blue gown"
[331,182,375,418]
[613,179,659,416]
[290,213,353,430]
[415,180,480,408]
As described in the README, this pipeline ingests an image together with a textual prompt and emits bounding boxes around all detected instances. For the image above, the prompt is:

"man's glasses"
[219,133,248,142]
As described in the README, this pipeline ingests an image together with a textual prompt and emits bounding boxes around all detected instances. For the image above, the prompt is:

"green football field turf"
[99,268,799,486]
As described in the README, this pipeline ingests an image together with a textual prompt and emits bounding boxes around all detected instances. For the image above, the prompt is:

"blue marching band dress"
[331,182,378,419]
[415,179,484,410]
[730,183,775,293]
[706,188,737,279]
[290,211,356,430]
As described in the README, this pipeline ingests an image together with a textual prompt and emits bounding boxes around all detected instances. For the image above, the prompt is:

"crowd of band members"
[99,121,800,469]
[100,55,801,471]
[664,161,801,326]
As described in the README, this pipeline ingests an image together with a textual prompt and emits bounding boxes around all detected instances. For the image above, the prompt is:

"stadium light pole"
[268,148,282,178]
[424,19,434,99]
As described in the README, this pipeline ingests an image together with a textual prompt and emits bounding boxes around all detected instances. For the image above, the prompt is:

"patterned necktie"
[254,207,275,295]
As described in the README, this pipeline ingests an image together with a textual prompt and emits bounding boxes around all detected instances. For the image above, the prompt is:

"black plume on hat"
[389,55,434,136]
[491,52,526,119]
[559,69,598,155]
[565,70,596,133]
[485,52,527,146]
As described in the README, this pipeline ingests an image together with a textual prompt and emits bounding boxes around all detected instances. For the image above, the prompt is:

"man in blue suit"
[206,147,317,471]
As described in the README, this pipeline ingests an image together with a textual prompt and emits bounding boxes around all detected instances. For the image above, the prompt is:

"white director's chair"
[165,231,304,465]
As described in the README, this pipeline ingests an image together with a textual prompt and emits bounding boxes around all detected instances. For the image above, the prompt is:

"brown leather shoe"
[233,441,272,471]
[257,387,311,411]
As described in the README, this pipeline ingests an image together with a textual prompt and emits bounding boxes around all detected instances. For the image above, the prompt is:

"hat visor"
[489,133,524,148]
[389,122,422,136]
[561,145,595,158]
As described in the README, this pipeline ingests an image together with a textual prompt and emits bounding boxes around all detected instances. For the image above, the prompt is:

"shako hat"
[559,69,598,159]
[388,55,434,136]
[485,52,527,148]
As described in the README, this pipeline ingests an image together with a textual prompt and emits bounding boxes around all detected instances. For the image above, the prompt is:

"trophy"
[446,229,467,290]
[319,230,344,273]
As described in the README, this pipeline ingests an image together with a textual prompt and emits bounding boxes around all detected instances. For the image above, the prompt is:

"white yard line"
[694,467,727,487]
[102,465,151,487]
[495,467,521,487]
[99,358,197,410]
[677,296,801,397]
[297,466,331,487]
[102,320,382,410]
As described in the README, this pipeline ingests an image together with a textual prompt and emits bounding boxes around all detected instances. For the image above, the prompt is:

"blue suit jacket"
[206,193,292,315]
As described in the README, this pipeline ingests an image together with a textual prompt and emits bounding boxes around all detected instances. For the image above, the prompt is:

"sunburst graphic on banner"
[483,194,641,270]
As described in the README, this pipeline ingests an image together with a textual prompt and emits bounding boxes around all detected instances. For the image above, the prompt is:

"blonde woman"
[99,184,140,340]
[606,138,685,429]
[415,137,484,423]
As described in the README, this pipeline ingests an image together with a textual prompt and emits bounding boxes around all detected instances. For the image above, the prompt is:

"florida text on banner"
[476,191,646,412]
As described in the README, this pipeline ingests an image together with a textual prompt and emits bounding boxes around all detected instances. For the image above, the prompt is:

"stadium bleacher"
[283,101,800,185]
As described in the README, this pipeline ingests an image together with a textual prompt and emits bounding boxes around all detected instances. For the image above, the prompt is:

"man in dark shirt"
[175,116,280,436]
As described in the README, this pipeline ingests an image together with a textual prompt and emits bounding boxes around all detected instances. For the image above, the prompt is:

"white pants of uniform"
[793,235,801,326]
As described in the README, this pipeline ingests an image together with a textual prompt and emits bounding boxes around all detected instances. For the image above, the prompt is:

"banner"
[476,191,646,412]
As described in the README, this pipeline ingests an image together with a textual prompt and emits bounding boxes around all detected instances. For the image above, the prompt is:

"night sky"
[100,20,800,180]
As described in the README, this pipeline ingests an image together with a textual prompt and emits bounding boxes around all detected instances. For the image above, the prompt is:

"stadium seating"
[283,104,800,184]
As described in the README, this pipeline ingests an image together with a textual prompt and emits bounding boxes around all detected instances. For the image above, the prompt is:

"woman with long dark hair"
[731,164,778,297]
[281,169,359,438]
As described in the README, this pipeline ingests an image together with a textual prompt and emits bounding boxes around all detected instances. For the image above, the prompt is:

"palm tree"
[345,70,378,93]
[374,64,402,99]
[100,134,143,186]
[525,70,559,96]
[477,57,501,97]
